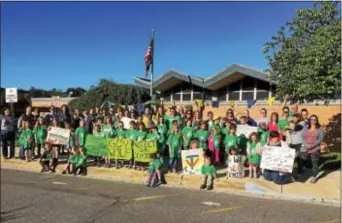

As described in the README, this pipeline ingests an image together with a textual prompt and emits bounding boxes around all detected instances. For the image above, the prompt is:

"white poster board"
[236,125,258,138]
[46,127,70,145]
[227,155,246,176]
[5,88,18,103]
[260,146,295,173]
[181,149,204,175]
[121,117,135,130]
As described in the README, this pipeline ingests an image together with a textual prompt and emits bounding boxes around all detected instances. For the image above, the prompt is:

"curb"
[1,163,340,207]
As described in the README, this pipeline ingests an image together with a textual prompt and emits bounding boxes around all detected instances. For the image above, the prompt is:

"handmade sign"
[46,127,70,145]
[236,125,258,138]
[121,117,135,130]
[260,146,295,173]
[107,138,133,160]
[227,155,246,178]
[85,135,108,157]
[181,149,204,175]
[133,140,157,162]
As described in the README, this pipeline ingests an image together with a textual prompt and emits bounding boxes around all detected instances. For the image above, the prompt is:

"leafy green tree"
[263,2,341,103]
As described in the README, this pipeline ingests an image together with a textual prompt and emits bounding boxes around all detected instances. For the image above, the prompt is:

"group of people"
[0,102,325,187]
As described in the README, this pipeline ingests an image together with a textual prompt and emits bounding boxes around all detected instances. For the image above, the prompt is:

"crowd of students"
[0,102,325,187]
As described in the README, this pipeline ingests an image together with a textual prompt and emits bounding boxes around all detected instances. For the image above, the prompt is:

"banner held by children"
[236,125,258,138]
[181,149,204,175]
[108,138,133,160]
[85,135,108,157]
[227,155,246,178]
[260,146,295,173]
[46,127,70,145]
[133,140,157,162]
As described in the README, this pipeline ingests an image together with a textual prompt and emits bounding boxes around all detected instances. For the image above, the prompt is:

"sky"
[1,1,314,90]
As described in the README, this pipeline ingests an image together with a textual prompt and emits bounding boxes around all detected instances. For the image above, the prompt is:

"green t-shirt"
[101,125,115,138]
[148,158,163,172]
[212,123,222,133]
[146,132,159,141]
[167,133,182,158]
[238,136,248,154]
[75,127,88,147]
[69,129,75,148]
[126,129,137,141]
[212,134,220,150]
[93,131,104,138]
[182,126,194,149]
[224,134,238,152]
[248,142,261,164]
[201,164,216,176]
[289,111,296,117]
[207,120,214,131]
[34,125,47,145]
[41,149,53,161]
[195,130,209,150]
[221,127,230,141]
[192,120,201,131]
[115,129,126,138]
[19,128,34,149]
[135,130,147,141]
[278,119,288,133]
[165,115,182,133]
[258,129,270,146]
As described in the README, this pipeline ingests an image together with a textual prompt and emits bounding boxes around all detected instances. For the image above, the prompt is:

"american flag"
[144,37,154,76]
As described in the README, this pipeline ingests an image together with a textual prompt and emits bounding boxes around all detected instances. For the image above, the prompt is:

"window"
[229,92,240,101]
[242,92,254,100]
[256,91,269,100]
[256,80,270,91]
[173,93,180,101]
[183,94,191,101]
[193,93,202,100]
[242,77,255,91]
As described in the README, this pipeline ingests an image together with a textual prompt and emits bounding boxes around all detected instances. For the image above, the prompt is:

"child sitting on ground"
[39,143,57,173]
[73,149,87,176]
[146,152,163,187]
[200,155,216,190]
[62,147,78,175]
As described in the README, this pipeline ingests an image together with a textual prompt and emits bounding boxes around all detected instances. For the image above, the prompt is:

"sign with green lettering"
[133,140,157,162]
[107,138,132,160]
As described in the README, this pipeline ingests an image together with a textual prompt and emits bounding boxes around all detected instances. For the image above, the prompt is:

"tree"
[263,2,341,103]
[65,87,86,97]
[68,79,150,111]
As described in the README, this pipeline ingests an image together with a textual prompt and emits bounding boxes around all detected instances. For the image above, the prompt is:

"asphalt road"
[1,168,340,223]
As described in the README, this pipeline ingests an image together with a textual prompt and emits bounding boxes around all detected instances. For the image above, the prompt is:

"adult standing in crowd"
[300,114,325,183]
[45,106,58,126]
[72,108,82,129]
[1,107,15,159]
[31,108,40,127]
[300,108,309,126]
[59,105,72,127]
[226,109,237,124]
[256,108,269,126]
[18,106,33,129]
[242,109,257,127]
[82,110,93,134]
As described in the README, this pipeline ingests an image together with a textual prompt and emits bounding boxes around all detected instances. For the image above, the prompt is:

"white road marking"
[53,181,67,185]
[201,201,221,206]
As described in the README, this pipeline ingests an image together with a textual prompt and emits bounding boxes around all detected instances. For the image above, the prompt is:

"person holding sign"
[92,125,105,167]
[194,121,209,151]
[167,123,182,173]
[262,131,293,185]
[135,123,147,170]
[200,155,216,190]
[100,117,113,168]
[126,121,137,168]
[19,121,34,162]
[182,119,194,150]
[247,132,262,178]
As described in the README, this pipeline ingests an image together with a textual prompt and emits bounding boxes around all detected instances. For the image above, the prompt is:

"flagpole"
[150,29,155,98]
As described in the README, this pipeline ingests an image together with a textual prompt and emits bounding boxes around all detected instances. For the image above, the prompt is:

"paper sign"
[5,88,18,103]
[133,140,157,162]
[107,138,133,160]
[121,117,135,130]
[236,125,258,138]
[85,135,108,157]
[227,155,246,175]
[46,127,70,145]
[181,149,204,175]
[260,146,295,173]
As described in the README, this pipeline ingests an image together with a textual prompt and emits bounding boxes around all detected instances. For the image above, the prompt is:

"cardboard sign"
[85,135,108,157]
[236,125,258,138]
[5,88,18,103]
[227,155,246,175]
[46,127,70,145]
[260,146,295,173]
[133,140,157,162]
[121,117,135,130]
[181,149,204,175]
[107,138,133,160]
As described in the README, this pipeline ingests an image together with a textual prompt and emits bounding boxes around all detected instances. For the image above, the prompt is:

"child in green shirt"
[200,155,216,190]
[167,124,182,173]
[257,123,270,146]
[182,119,194,150]
[126,121,137,168]
[146,152,163,187]
[221,118,231,142]
[224,124,239,164]
[101,117,115,138]
[39,143,57,172]
[91,124,105,167]
[115,121,126,139]
[33,117,47,158]
[19,121,34,162]
[194,121,210,150]
[278,112,289,139]
[157,116,167,154]
[134,123,147,170]
[247,132,262,178]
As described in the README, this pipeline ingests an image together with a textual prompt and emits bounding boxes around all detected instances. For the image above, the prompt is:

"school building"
[134,64,277,104]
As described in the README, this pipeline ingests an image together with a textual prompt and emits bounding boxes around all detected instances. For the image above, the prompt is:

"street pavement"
[1,168,340,223]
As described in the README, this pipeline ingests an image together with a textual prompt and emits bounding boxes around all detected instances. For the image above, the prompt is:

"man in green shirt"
[200,155,216,190]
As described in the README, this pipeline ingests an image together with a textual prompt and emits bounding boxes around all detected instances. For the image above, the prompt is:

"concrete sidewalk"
[1,158,340,206]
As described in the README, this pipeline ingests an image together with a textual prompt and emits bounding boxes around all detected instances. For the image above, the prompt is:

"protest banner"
[181,149,204,175]
[46,127,70,145]
[133,140,157,162]
[236,125,258,138]
[85,135,108,157]
[108,138,133,160]
[260,146,295,173]
[121,117,135,130]
[227,155,246,178]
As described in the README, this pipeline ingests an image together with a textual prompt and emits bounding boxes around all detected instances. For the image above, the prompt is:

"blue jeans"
[169,157,179,171]
[263,170,292,185]
[19,145,24,158]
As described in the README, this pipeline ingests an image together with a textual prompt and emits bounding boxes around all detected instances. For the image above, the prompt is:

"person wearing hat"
[194,121,210,151]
